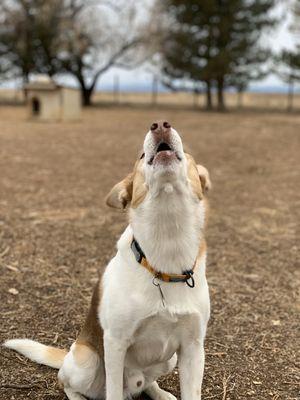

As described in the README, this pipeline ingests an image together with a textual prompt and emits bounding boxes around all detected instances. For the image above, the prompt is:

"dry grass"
[0,105,299,399]
[93,91,300,111]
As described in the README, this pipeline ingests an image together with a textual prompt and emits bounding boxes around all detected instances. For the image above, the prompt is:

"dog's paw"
[145,382,177,400]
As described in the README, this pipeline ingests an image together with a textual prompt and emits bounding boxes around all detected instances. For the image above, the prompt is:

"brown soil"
[0,106,299,400]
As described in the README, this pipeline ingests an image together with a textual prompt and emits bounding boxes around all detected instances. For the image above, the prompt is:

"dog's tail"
[3,339,67,369]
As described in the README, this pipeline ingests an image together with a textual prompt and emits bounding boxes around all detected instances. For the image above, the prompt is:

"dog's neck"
[129,181,205,275]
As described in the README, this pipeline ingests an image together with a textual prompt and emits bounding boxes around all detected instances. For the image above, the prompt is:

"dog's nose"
[150,121,171,135]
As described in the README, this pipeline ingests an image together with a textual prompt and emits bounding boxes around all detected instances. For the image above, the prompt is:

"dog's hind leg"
[64,387,87,400]
[58,342,105,400]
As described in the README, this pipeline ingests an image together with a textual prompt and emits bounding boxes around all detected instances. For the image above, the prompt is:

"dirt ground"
[0,106,299,400]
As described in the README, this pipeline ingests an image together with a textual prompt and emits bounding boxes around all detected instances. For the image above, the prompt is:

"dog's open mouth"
[148,142,181,165]
[157,142,172,153]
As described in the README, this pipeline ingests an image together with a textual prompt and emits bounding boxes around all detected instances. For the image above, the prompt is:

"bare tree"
[0,0,157,105]
[59,0,151,105]
[0,0,37,83]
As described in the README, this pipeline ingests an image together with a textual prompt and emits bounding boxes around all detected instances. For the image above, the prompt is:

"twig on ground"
[222,374,231,400]
[0,383,41,390]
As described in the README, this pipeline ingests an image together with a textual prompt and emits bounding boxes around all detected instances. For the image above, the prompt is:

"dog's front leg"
[104,331,127,400]
[178,340,204,400]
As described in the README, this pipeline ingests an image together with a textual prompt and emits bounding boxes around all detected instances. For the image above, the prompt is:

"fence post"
[287,75,294,112]
[151,75,158,106]
[113,74,120,104]
[193,82,199,109]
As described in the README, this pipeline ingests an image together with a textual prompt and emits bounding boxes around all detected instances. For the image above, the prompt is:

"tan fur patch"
[131,159,147,208]
[45,346,67,367]
[106,159,148,209]
[197,165,211,192]
[198,239,207,259]
[185,153,211,199]
[72,343,97,366]
[203,197,210,229]
[186,153,203,200]
[105,172,134,209]
[76,279,104,357]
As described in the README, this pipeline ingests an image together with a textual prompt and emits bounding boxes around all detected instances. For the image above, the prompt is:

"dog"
[4,121,211,400]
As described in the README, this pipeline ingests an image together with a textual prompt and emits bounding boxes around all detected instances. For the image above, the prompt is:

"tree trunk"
[82,72,104,106]
[23,74,29,102]
[217,78,225,111]
[81,87,93,106]
[287,76,294,112]
[205,80,212,110]
[75,72,94,106]
[23,73,30,84]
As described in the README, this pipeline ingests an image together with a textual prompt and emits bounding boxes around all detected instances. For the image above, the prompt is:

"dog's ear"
[105,173,134,209]
[197,165,211,193]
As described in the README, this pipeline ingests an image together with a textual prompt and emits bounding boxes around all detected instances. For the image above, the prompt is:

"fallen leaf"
[271,320,281,326]
[8,288,19,295]
[0,246,10,257]
[6,265,20,273]
[53,333,59,344]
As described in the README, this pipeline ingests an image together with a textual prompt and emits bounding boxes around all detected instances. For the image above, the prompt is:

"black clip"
[184,270,195,288]
[131,240,143,263]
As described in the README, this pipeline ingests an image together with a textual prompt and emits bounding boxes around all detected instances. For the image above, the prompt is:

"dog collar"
[131,238,196,287]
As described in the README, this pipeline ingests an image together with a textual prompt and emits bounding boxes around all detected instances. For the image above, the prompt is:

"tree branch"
[88,38,141,91]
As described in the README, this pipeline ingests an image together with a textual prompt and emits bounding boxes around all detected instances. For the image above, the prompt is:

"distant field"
[0,105,299,399]
[1,88,300,110]
[94,91,300,110]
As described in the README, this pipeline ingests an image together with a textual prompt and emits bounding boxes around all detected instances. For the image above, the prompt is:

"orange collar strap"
[131,238,200,287]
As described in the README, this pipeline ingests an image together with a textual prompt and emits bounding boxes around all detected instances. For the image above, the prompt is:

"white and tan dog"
[4,121,211,400]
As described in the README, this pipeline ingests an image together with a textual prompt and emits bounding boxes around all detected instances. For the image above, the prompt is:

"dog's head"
[106,121,211,209]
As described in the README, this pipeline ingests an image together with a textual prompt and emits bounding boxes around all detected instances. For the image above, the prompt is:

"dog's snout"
[150,122,158,131]
[150,121,171,133]
[150,121,171,143]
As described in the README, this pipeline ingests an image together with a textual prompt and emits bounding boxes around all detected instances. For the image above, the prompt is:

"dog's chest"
[125,311,197,369]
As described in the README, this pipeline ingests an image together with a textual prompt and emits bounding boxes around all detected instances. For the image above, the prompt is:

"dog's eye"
[140,153,145,159]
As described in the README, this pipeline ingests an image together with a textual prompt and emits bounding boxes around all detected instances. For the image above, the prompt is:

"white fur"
[4,127,210,400]
[3,339,64,369]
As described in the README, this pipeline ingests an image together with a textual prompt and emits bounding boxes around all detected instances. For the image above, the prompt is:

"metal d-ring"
[152,275,166,307]
[184,270,195,288]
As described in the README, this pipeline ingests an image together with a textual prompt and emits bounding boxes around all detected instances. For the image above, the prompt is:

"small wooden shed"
[24,77,81,121]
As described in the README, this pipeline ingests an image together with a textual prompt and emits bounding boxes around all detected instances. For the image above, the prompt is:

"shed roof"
[24,75,79,92]
[24,81,60,91]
